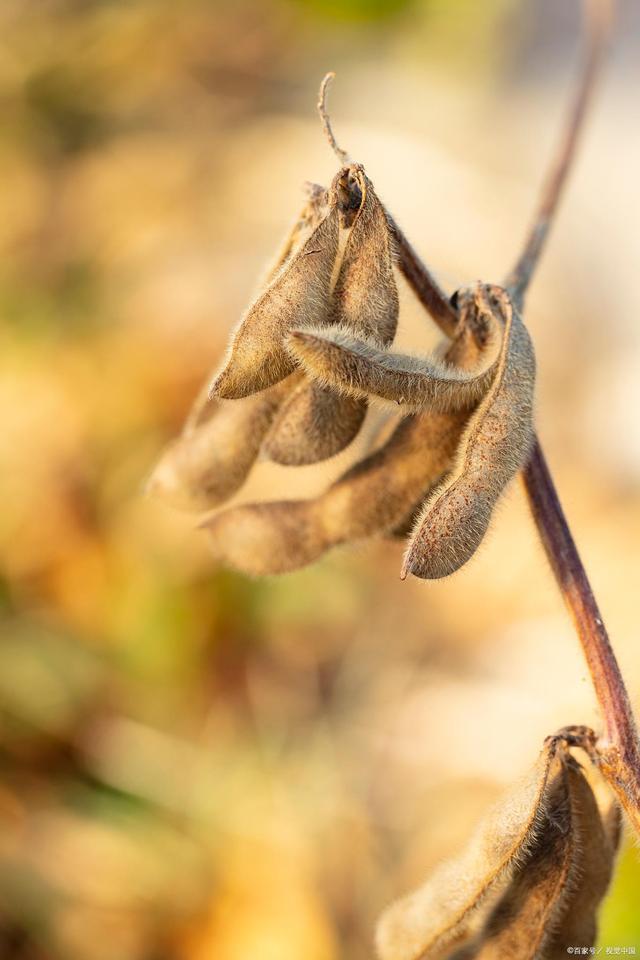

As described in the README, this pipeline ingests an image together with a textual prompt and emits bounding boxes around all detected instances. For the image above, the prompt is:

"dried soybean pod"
[263,381,367,465]
[403,284,535,580]
[389,323,489,539]
[184,186,327,430]
[390,496,433,542]
[462,765,577,960]
[331,165,399,344]
[319,408,466,544]
[267,182,328,279]
[468,758,620,960]
[544,764,620,959]
[375,740,562,960]
[203,408,466,575]
[266,166,399,464]
[202,500,327,577]
[147,377,295,512]
[210,203,340,399]
[287,319,501,414]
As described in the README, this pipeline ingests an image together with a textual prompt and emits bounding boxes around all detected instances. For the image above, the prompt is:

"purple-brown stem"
[524,440,628,748]
[386,213,459,338]
[504,0,640,828]
[393,207,640,830]
[386,0,640,820]
[323,0,639,826]
[504,0,613,309]
[523,439,640,831]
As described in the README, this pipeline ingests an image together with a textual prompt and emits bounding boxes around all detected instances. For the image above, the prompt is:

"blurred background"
[1,0,640,957]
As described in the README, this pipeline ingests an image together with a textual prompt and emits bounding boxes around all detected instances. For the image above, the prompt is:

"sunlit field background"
[1,0,640,957]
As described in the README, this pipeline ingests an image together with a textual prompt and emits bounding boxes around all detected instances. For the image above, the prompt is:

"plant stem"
[394,195,640,821]
[386,214,459,338]
[383,0,640,821]
[379,0,640,828]
[504,0,613,309]
[505,0,640,827]
[396,207,640,829]
[522,438,640,831]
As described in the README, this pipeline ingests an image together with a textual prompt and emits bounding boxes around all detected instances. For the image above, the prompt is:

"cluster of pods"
[148,158,536,580]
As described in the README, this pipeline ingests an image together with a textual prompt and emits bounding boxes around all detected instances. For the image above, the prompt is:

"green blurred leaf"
[599,838,640,947]
[288,0,413,23]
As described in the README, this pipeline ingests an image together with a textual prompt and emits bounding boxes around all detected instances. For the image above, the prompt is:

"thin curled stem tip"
[505,0,614,308]
[318,72,351,165]
[318,72,458,337]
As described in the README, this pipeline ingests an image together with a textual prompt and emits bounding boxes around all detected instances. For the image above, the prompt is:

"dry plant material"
[210,201,340,398]
[543,764,620,959]
[263,381,367,466]
[330,165,399,343]
[151,73,537,582]
[201,327,486,575]
[376,736,620,960]
[287,280,502,416]
[269,181,329,276]
[403,285,535,579]
[202,408,466,575]
[264,164,399,464]
[388,325,486,539]
[151,14,640,905]
[147,376,298,512]
[149,157,404,504]
[287,322,499,413]
[200,276,536,579]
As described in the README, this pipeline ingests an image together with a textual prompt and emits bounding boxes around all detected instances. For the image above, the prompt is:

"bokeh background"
[1,0,640,957]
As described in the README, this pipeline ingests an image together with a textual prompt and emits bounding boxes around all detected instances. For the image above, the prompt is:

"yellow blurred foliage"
[1,0,640,957]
